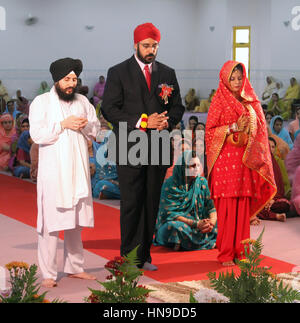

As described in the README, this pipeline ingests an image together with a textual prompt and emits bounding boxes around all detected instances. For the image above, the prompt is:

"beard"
[55,83,76,102]
[137,45,156,64]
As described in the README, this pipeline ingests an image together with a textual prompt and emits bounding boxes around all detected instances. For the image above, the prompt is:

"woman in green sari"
[267,93,285,118]
[282,77,300,119]
[153,150,217,251]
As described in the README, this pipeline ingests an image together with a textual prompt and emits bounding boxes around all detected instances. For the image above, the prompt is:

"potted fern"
[191,228,300,303]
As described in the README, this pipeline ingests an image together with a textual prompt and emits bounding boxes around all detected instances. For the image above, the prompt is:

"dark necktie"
[144,65,151,91]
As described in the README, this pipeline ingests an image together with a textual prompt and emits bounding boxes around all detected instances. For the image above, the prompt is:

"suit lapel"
[129,56,149,94]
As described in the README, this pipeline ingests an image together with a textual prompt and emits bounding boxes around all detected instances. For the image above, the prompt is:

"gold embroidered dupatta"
[205,60,276,218]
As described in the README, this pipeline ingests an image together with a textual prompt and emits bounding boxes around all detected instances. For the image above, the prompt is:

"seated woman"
[270,115,293,150]
[192,122,205,172]
[0,113,16,171]
[153,150,217,251]
[165,134,192,180]
[30,142,39,181]
[13,130,33,178]
[261,76,277,105]
[269,137,291,199]
[257,138,290,222]
[89,132,120,200]
[265,111,274,127]
[184,88,199,111]
[37,81,50,95]
[282,77,300,119]
[267,126,290,160]
[267,93,285,117]
[285,134,300,215]
[291,164,300,216]
[194,89,216,113]
[288,106,300,141]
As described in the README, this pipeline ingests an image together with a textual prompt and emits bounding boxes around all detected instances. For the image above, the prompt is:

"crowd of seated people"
[0,77,119,204]
[1,73,300,253]
[183,76,300,120]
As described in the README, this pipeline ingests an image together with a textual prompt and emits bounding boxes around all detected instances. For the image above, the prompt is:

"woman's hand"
[196,219,213,233]
[237,114,249,132]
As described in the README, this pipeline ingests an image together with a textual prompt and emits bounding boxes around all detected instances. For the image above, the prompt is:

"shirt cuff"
[136,117,142,128]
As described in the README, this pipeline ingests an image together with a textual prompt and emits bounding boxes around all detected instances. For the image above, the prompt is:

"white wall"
[0,0,199,100]
[0,0,300,102]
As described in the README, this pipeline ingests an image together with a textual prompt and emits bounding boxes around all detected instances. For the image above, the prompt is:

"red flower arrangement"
[86,246,152,303]
[159,83,174,104]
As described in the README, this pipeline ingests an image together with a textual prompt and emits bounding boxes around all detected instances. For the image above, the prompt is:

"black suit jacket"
[101,55,185,167]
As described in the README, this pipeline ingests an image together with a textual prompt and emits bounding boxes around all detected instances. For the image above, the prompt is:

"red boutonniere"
[159,84,174,104]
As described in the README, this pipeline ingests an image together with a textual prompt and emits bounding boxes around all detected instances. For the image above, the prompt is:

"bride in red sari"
[205,61,276,266]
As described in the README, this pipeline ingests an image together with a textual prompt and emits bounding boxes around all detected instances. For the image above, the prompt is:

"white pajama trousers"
[38,226,84,281]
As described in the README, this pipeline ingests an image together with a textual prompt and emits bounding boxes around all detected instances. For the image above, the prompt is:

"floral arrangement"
[86,246,152,303]
[191,228,300,303]
[159,84,173,104]
[0,262,64,303]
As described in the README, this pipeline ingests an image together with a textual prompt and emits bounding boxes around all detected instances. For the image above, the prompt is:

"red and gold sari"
[205,61,276,263]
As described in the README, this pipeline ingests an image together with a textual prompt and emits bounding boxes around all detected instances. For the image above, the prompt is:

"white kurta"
[29,90,101,233]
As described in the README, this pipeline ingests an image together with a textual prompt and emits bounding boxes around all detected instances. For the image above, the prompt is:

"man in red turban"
[102,23,185,271]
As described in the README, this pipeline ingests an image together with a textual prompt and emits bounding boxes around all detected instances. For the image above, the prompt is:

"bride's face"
[229,69,243,94]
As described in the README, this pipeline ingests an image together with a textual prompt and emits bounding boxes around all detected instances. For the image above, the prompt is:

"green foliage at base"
[86,246,152,303]
[0,262,65,303]
[207,228,300,303]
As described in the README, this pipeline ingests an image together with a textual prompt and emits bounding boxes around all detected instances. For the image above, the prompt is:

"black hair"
[274,117,283,124]
[192,122,206,133]
[189,115,198,123]
[232,63,243,74]
[265,111,274,118]
[268,136,277,146]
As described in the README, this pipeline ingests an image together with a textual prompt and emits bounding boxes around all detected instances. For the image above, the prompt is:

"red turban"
[134,23,161,44]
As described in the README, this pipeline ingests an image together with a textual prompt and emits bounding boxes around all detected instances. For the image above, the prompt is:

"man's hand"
[147,111,169,130]
[61,115,88,131]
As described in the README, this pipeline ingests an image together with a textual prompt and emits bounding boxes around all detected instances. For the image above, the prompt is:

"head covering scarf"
[50,57,83,82]
[267,126,290,159]
[271,153,285,198]
[0,113,16,138]
[17,130,31,154]
[295,129,300,140]
[4,101,19,120]
[285,134,300,185]
[205,60,276,218]
[0,113,16,169]
[15,114,29,135]
[38,81,50,95]
[157,150,215,222]
[134,22,161,44]
[154,150,217,250]
[270,115,293,150]
[92,131,118,180]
